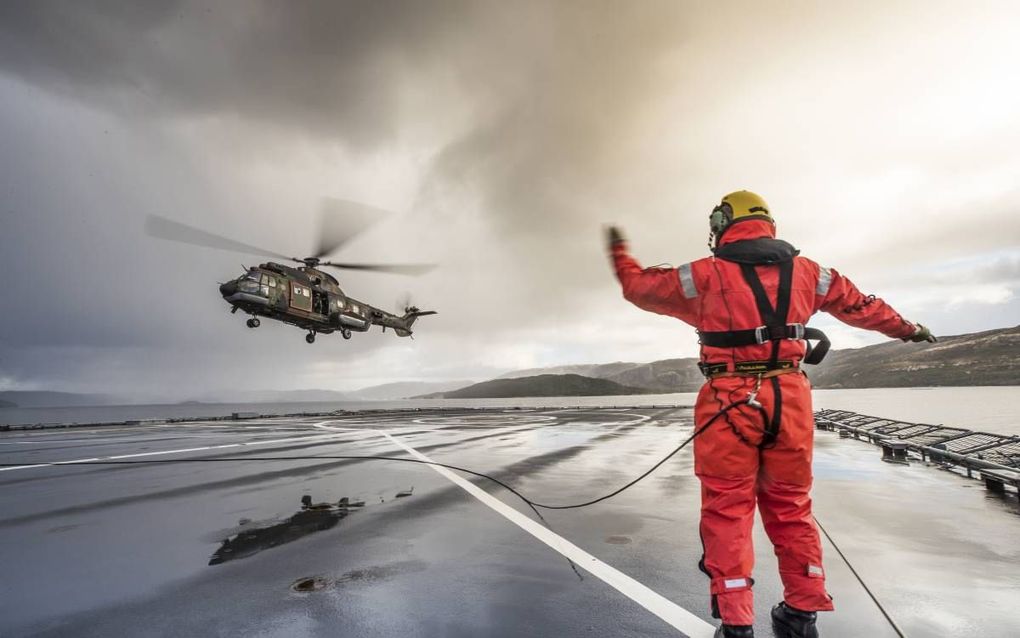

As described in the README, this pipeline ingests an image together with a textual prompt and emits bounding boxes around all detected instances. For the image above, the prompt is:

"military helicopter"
[146,199,436,343]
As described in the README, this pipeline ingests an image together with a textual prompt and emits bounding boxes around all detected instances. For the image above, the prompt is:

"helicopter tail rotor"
[394,306,437,337]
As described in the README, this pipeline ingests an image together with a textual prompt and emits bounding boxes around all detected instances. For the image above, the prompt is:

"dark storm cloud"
[0,0,477,148]
[0,1,688,223]
[0,0,694,334]
[2,2,1017,396]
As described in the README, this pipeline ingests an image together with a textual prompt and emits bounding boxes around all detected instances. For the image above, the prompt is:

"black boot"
[713,625,754,638]
[771,602,818,638]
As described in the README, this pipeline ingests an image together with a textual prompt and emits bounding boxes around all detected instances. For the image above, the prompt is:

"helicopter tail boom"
[394,308,437,337]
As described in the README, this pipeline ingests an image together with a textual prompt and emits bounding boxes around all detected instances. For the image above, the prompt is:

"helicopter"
[145,199,436,343]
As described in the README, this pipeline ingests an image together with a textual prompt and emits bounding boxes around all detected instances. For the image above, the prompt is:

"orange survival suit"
[610,218,916,626]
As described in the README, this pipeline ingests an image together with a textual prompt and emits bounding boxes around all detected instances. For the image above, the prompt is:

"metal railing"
[815,409,1020,487]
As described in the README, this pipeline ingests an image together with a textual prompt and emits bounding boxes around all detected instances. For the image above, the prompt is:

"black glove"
[906,323,937,343]
[605,225,625,251]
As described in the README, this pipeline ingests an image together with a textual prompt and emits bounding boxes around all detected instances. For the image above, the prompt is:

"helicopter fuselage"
[218,262,430,342]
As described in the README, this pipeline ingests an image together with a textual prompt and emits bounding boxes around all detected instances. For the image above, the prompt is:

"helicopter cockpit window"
[237,271,272,297]
[238,274,259,294]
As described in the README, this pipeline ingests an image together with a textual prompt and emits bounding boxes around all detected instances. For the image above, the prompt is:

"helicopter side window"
[259,274,274,297]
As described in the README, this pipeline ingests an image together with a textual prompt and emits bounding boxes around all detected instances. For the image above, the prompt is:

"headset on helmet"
[709,190,773,246]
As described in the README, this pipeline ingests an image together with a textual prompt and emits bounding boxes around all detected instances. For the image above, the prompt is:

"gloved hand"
[906,323,937,343]
[605,225,625,251]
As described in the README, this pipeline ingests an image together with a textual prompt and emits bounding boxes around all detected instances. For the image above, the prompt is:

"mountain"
[497,325,1020,391]
[502,358,703,392]
[0,391,119,408]
[418,374,661,399]
[192,381,476,403]
[345,380,475,400]
[188,389,352,404]
[499,362,641,380]
[807,325,1020,388]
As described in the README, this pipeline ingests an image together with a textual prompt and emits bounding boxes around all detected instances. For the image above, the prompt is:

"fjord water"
[2,386,1018,435]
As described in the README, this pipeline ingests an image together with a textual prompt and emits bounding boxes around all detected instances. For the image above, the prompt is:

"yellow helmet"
[709,190,772,238]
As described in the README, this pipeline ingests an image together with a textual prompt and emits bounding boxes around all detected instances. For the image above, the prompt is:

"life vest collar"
[713,218,798,264]
[713,238,800,265]
[717,218,776,245]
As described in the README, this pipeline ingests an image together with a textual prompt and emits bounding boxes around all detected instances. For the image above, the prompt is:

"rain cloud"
[1,1,1018,398]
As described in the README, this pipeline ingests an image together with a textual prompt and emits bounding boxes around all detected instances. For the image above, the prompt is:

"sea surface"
[2,386,1018,436]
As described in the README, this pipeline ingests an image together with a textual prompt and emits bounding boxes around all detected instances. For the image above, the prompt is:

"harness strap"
[802,327,831,365]
[763,376,782,447]
[699,359,798,377]
[738,263,791,447]
[705,366,800,380]
[698,324,806,348]
[697,259,830,366]
[739,261,792,369]
[698,325,830,365]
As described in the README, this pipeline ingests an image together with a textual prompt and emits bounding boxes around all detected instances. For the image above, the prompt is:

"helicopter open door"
[289,282,312,312]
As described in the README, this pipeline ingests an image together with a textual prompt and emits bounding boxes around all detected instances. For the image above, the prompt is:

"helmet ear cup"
[709,203,732,236]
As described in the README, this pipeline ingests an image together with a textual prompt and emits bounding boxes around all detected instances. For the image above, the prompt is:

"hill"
[419,374,660,399]
[808,325,1020,388]
[498,325,1020,392]
[0,391,118,408]
[500,359,704,392]
[345,380,475,400]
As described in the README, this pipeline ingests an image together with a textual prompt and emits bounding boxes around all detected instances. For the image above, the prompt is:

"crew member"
[606,191,935,638]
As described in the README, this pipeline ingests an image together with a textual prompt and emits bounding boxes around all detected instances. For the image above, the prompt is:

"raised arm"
[815,265,935,342]
[606,226,699,325]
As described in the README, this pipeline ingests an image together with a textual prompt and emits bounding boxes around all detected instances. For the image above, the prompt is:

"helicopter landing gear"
[246,317,260,328]
[305,331,316,344]
[341,327,352,340]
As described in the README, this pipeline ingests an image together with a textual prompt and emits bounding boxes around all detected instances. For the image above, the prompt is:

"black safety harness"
[695,239,831,447]
[698,260,831,368]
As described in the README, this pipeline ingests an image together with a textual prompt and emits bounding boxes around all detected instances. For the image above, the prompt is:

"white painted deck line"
[315,422,715,638]
[0,427,353,472]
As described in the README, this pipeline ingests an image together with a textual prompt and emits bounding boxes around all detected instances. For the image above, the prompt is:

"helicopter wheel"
[246,317,260,328]
[341,328,352,340]
[305,331,316,344]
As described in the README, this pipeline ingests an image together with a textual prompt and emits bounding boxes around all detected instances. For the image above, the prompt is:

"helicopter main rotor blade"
[315,198,394,259]
[319,261,436,276]
[145,214,292,262]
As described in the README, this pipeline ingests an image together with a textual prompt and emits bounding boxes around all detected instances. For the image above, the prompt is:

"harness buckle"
[746,374,764,408]
[753,325,770,344]
[788,323,806,340]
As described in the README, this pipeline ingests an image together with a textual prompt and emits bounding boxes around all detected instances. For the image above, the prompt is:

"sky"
[0,1,1018,401]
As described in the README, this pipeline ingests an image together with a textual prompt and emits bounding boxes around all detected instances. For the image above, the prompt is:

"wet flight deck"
[1,407,1018,637]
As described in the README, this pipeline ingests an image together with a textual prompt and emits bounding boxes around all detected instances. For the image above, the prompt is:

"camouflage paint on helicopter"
[218,260,435,343]
[147,199,436,344]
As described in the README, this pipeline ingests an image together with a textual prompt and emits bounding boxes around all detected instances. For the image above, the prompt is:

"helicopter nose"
[219,281,237,297]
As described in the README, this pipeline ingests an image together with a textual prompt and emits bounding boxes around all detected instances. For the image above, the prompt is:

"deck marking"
[315,422,715,638]
[0,427,353,473]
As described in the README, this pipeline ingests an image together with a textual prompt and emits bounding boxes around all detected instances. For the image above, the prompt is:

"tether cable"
[2,400,905,635]
[815,516,907,638]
